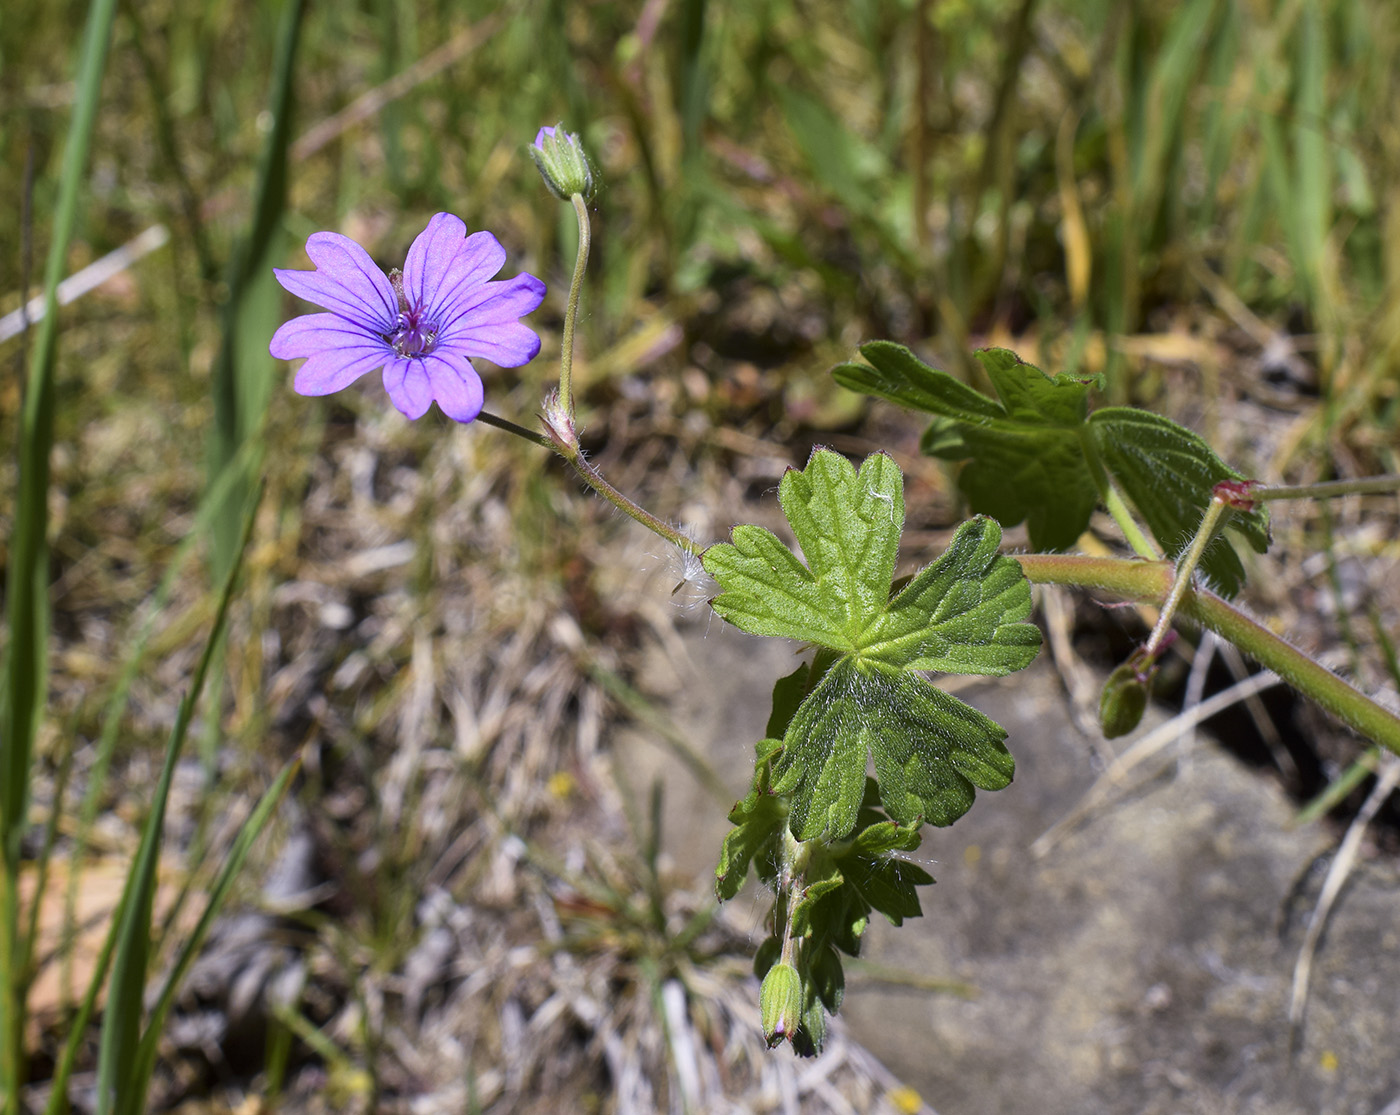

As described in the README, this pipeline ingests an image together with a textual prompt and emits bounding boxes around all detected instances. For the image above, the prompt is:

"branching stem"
[1015,552,1400,758]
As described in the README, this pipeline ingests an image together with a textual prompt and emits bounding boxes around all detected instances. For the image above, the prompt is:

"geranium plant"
[265,125,1400,1056]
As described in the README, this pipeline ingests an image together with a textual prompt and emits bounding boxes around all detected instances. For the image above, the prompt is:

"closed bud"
[1099,657,1151,739]
[759,962,803,1048]
[528,123,597,201]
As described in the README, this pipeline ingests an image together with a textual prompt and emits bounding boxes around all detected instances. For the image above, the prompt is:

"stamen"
[387,310,438,357]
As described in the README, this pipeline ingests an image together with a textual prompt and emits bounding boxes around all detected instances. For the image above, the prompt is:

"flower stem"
[479,407,700,558]
[1144,494,1228,657]
[558,191,591,418]
[475,409,553,448]
[1180,589,1400,756]
[777,829,808,966]
[556,440,705,557]
[528,194,703,561]
[1249,475,1400,502]
[1013,552,1400,758]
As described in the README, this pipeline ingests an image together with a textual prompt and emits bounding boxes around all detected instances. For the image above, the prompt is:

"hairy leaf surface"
[833,342,1270,595]
[704,449,1039,840]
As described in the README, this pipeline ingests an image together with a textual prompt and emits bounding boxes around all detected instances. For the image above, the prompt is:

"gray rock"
[630,615,1400,1114]
[844,664,1400,1115]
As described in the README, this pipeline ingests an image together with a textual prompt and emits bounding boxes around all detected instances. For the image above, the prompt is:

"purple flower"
[270,213,546,423]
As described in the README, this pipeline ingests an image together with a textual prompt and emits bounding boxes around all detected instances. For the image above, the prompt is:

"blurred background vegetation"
[2,0,1398,1110]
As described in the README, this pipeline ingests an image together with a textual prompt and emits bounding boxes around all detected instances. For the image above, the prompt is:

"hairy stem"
[777,829,808,966]
[487,191,701,562]
[1144,494,1228,656]
[556,441,706,557]
[474,409,552,447]
[1015,553,1400,757]
[1250,474,1400,502]
[1082,429,1157,559]
[479,404,702,559]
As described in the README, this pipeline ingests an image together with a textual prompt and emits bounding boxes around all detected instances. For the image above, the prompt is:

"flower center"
[384,267,438,358]
[388,310,438,357]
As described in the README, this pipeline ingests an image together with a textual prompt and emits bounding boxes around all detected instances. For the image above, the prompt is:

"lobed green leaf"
[707,449,1038,842]
[833,342,1273,595]
[1087,408,1270,596]
[862,516,1040,675]
[836,343,1097,551]
[715,738,786,901]
[704,452,904,649]
[776,658,1016,840]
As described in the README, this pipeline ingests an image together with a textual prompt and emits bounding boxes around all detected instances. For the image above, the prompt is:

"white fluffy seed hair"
[645,527,715,614]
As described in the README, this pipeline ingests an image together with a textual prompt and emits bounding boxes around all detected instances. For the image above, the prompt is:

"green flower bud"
[1099,658,1151,739]
[759,962,803,1048]
[528,123,597,201]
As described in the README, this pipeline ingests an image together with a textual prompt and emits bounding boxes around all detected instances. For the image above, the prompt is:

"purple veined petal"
[419,231,510,325]
[402,213,469,320]
[440,273,547,336]
[292,342,393,396]
[270,312,386,360]
[275,232,398,332]
[533,125,557,148]
[382,356,435,420]
[305,231,399,318]
[445,320,543,368]
[421,349,485,423]
[274,269,387,335]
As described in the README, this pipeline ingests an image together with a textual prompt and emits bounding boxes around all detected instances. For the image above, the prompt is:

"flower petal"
[274,231,397,332]
[293,345,392,397]
[444,320,542,368]
[382,356,434,420]
[420,231,510,324]
[270,312,381,359]
[402,213,469,320]
[422,350,485,423]
[440,273,547,335]
[272,313,390,395]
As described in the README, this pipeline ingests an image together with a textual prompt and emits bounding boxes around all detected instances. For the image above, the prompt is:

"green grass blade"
[91,698,183,1115]
[207,0,307,578]
[1132,0,1219,219]
[60,440,264,1007]
[201,0,305,781]
[92,489,262,1115]
[676,0,710,163]
[1291,0,1332,339]
[126,757,300,1106]
[41,456,263,1115]
[16,707,79,1005]
[1196,1,1241,232]
[0,0,119,1102]
[43,891,125,1115]
[1294,749,1379,826]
